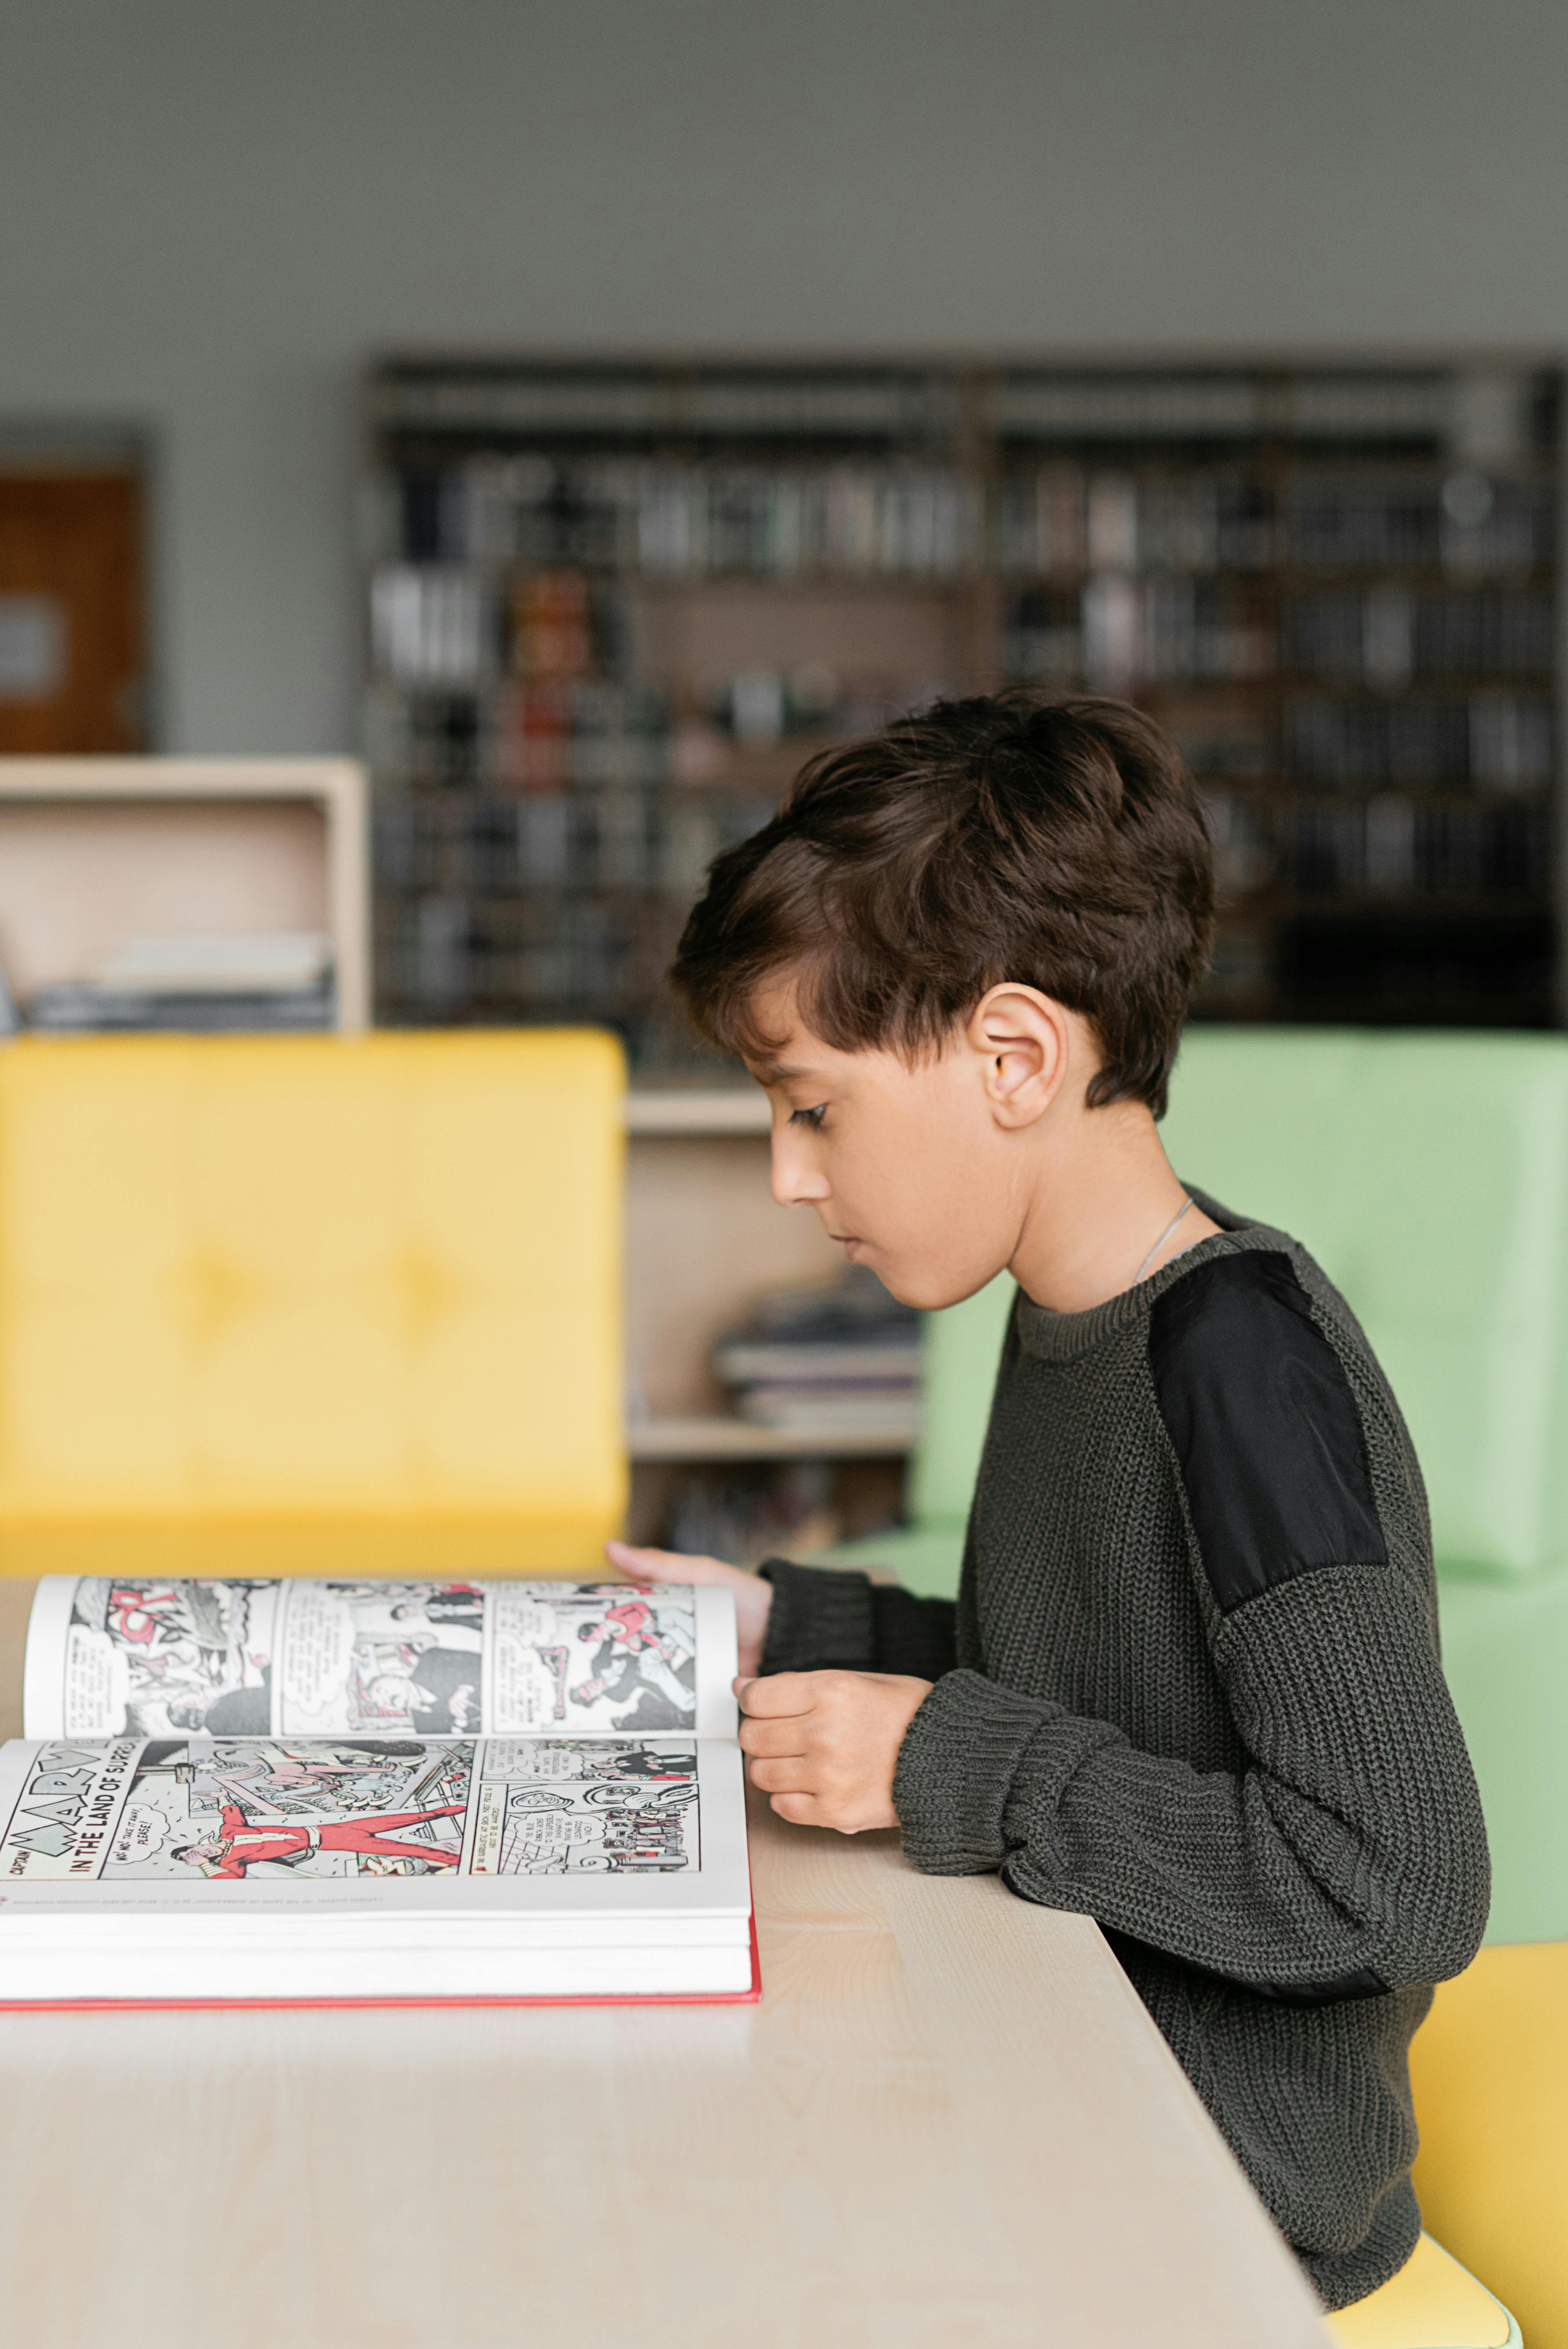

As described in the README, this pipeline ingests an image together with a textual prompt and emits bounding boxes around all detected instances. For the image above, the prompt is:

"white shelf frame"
[0,758,371,1032]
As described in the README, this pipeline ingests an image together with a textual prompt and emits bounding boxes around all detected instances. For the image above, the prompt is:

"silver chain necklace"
[1134,1195,1195,1285]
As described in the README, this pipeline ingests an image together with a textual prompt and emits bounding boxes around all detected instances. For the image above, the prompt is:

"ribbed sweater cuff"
[756,1560,878,1673]
[893,1667,1053,1875]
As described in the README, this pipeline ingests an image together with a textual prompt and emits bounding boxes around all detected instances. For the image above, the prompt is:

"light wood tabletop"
[0,1578,1327,2349]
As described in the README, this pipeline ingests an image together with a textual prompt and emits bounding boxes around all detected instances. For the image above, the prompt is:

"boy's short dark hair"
[669,693,1215,1116]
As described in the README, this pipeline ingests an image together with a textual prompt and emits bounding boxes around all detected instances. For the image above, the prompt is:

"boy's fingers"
[738,1714,808,1758]
[735,1673,817,1718]
[768,1792,823,1827]
[604,1539,678,1580]
[605,1540,723,1585]
[745,1758,815,1795]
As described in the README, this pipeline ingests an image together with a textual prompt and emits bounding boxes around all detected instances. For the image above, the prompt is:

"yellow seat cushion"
[1325,2236,1516,2349]
[1410,1943,1568,2349]
[0,1031,625,1569]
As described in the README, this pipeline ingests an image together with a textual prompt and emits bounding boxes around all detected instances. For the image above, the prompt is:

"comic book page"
[23,1579,738,1744]
[0,1734,711,1887]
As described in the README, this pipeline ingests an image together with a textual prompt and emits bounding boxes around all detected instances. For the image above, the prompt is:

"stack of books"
[25,933,335,1034]
[379,453,981,582]
[712,1267,922,1444]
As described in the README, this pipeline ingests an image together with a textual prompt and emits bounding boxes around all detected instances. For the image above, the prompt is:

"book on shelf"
[21,934,336,1037]
[1282,588,1554,686]
[0,1576,751,2007]
[1283,692,1553,793]
[712,1338,922,1386]
[710,1267,922,1444]
[735,1388,922,1440]
[375,455,981,582]
[26,987,335,1034]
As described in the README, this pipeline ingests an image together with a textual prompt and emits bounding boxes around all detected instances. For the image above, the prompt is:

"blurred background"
[1,0,1565,1551]
[3,18,1566,2327]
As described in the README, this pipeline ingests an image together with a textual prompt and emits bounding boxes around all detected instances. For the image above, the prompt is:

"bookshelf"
[362,354,1563,1045]
[0,760,371,1031]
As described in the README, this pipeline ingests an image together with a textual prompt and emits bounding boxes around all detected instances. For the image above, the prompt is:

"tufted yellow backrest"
[0,1031,625,1573]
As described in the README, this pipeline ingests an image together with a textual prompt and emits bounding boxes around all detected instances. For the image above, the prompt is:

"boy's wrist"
[756,1559,878,1675]
[891,1669,1055,1874]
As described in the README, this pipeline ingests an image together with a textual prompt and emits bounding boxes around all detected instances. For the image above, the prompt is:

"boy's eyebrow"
[751,1061,816,1086]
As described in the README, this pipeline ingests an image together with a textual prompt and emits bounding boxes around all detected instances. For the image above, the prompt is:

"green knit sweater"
[758,1199,1489,2311]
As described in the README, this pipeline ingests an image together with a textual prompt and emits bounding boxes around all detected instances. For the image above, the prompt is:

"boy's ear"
[966,984,1071,1129]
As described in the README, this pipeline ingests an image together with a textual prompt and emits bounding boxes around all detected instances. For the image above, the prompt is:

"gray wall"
[2,0,1564,754]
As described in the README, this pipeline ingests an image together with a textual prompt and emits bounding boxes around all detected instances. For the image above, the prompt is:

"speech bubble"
[517,1813,601,1857]
[110,1803,170,1868]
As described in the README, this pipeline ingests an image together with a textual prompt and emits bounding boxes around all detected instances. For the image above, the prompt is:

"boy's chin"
[877,1260,1005,1312]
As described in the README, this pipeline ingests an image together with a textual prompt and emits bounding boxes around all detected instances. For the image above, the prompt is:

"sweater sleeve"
[757,1560,958,1680]
[891,1259,1491,1998]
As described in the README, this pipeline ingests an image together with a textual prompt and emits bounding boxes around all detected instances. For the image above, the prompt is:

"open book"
[0,1577,753,2006]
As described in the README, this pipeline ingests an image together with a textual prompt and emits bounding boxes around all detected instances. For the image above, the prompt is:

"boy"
[608,693,1488,2313]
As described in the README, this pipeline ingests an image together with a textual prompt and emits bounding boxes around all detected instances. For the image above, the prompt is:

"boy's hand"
[604,1539,772,1680]
[738,1670,932,1834]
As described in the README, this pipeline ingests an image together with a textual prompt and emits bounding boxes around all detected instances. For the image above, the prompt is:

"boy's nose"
[770,1135,831,1208]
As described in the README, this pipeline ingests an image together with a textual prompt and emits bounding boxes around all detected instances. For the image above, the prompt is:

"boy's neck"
[1007,1099,1221,1315]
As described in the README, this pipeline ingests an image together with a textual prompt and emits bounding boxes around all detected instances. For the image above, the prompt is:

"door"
[0,470,146,752]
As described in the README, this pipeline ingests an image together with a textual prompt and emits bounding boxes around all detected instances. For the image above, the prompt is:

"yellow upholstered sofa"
[0,1030,626,1578]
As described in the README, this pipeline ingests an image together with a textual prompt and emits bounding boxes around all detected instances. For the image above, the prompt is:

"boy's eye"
[789,1105,827,1131]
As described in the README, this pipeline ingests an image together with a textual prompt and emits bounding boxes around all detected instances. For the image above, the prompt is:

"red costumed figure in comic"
[176,1802,466,1877]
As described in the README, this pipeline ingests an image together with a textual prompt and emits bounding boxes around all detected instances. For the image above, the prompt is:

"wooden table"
[0,1581,1326,2348]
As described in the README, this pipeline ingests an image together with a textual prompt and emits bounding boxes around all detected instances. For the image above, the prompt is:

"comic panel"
[289,1582,488,1736]
[96,1739,476,1884]
[486,1585,697,1735]
[469,1739,701,1877]
[60,1581,282,1739]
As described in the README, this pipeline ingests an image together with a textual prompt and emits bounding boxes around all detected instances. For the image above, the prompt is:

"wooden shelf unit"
[620,1081,912,1548]
[0,759,372,1031]
[624,1085,838,1426]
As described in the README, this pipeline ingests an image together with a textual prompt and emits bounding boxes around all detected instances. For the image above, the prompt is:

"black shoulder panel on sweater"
[1147,1251,1387,1615]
